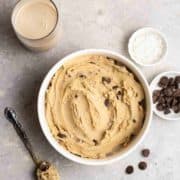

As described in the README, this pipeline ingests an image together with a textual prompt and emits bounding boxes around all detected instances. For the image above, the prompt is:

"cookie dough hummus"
[45,55,145,159]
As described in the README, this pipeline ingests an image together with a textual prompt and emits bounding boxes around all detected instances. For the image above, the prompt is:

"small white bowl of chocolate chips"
[150,71,180,120]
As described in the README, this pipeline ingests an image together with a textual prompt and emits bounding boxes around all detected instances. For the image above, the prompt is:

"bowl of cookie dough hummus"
[38,49,152,165]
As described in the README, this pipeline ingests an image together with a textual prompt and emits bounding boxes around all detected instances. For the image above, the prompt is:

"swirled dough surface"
[45,55,145,159]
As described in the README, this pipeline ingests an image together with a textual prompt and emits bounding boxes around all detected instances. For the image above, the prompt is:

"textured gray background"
[1,0,180,179]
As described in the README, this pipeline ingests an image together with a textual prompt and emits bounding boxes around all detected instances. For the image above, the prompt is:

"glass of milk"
[11,0,61,51]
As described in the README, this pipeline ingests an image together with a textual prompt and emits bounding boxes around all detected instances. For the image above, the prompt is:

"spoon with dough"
[4,107,60,180]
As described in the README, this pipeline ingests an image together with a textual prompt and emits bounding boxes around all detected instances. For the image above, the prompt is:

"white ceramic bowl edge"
[38,49,153,165]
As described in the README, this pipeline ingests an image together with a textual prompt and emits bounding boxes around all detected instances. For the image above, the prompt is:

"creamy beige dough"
[36,164,60,180]
[45,55,145,159]
[14,0,57,39]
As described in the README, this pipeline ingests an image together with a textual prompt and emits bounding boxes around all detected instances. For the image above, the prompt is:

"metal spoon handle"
[4,107,39,165]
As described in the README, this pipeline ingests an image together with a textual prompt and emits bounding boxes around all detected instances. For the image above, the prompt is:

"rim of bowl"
[150,71,180,121]
[128,27,168,67]
[37,49,152,165]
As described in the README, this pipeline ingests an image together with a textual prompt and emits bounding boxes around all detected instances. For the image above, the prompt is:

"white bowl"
[150,71,180,121]
[128,27,168,67]
[38,49,152,165]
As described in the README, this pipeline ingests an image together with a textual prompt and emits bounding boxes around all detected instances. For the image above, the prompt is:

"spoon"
[4,107,60,180]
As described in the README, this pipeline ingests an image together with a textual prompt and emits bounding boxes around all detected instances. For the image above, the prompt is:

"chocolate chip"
[153,90,161,103]
[168,77,174,86]
[138,161,147,170]
[175,76,180,84]
[57,133,66,138]
[130,134,136,140]
[133,119,136,123]
[158,96,165,104]
[75,94,78,98]
[173,89,180,97]
[172,98,178,106]
[116,91,122,100]
[114,60,122,66]
[158,76,169,88]
[104,98,110,107]
[164,108,171,114]
[93,139,98,146]
[164,88,173,96]
[156,103,164,111]
[102,77,111,84]
[112,85,119,89]
[141,149,150,157]
[139,99,145,107]
[106,56,111,60]
[89,61,96,64]
[172,105,180,113]
[125,165,134,174]
[79,74,86,78]
[39,161,50,171]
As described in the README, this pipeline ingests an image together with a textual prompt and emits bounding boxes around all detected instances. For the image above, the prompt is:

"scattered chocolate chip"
[112,85,119,89]
[104,98,110,107]
[125,165,134,174]
[138,161,147,170]
[102,77,111,84]
[141,149,150,157]
[57,133,66,138]
[133,119,136,123]
[75,94,78,98]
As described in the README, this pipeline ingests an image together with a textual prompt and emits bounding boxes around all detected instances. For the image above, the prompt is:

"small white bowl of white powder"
[128,27,168,66]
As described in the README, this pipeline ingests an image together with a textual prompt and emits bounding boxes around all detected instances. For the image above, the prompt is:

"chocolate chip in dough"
[125,165,134,174]
[138,161,147,170]
[112,85,119,90]
[141,149,150,157]
[93,139,98,146]
[79,74,86,78]
[104,98,110,107]
[102,77,111,84]
[57,133,66,138]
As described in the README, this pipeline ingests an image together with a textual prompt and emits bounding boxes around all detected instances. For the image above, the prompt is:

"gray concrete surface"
[1,0,180,179]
